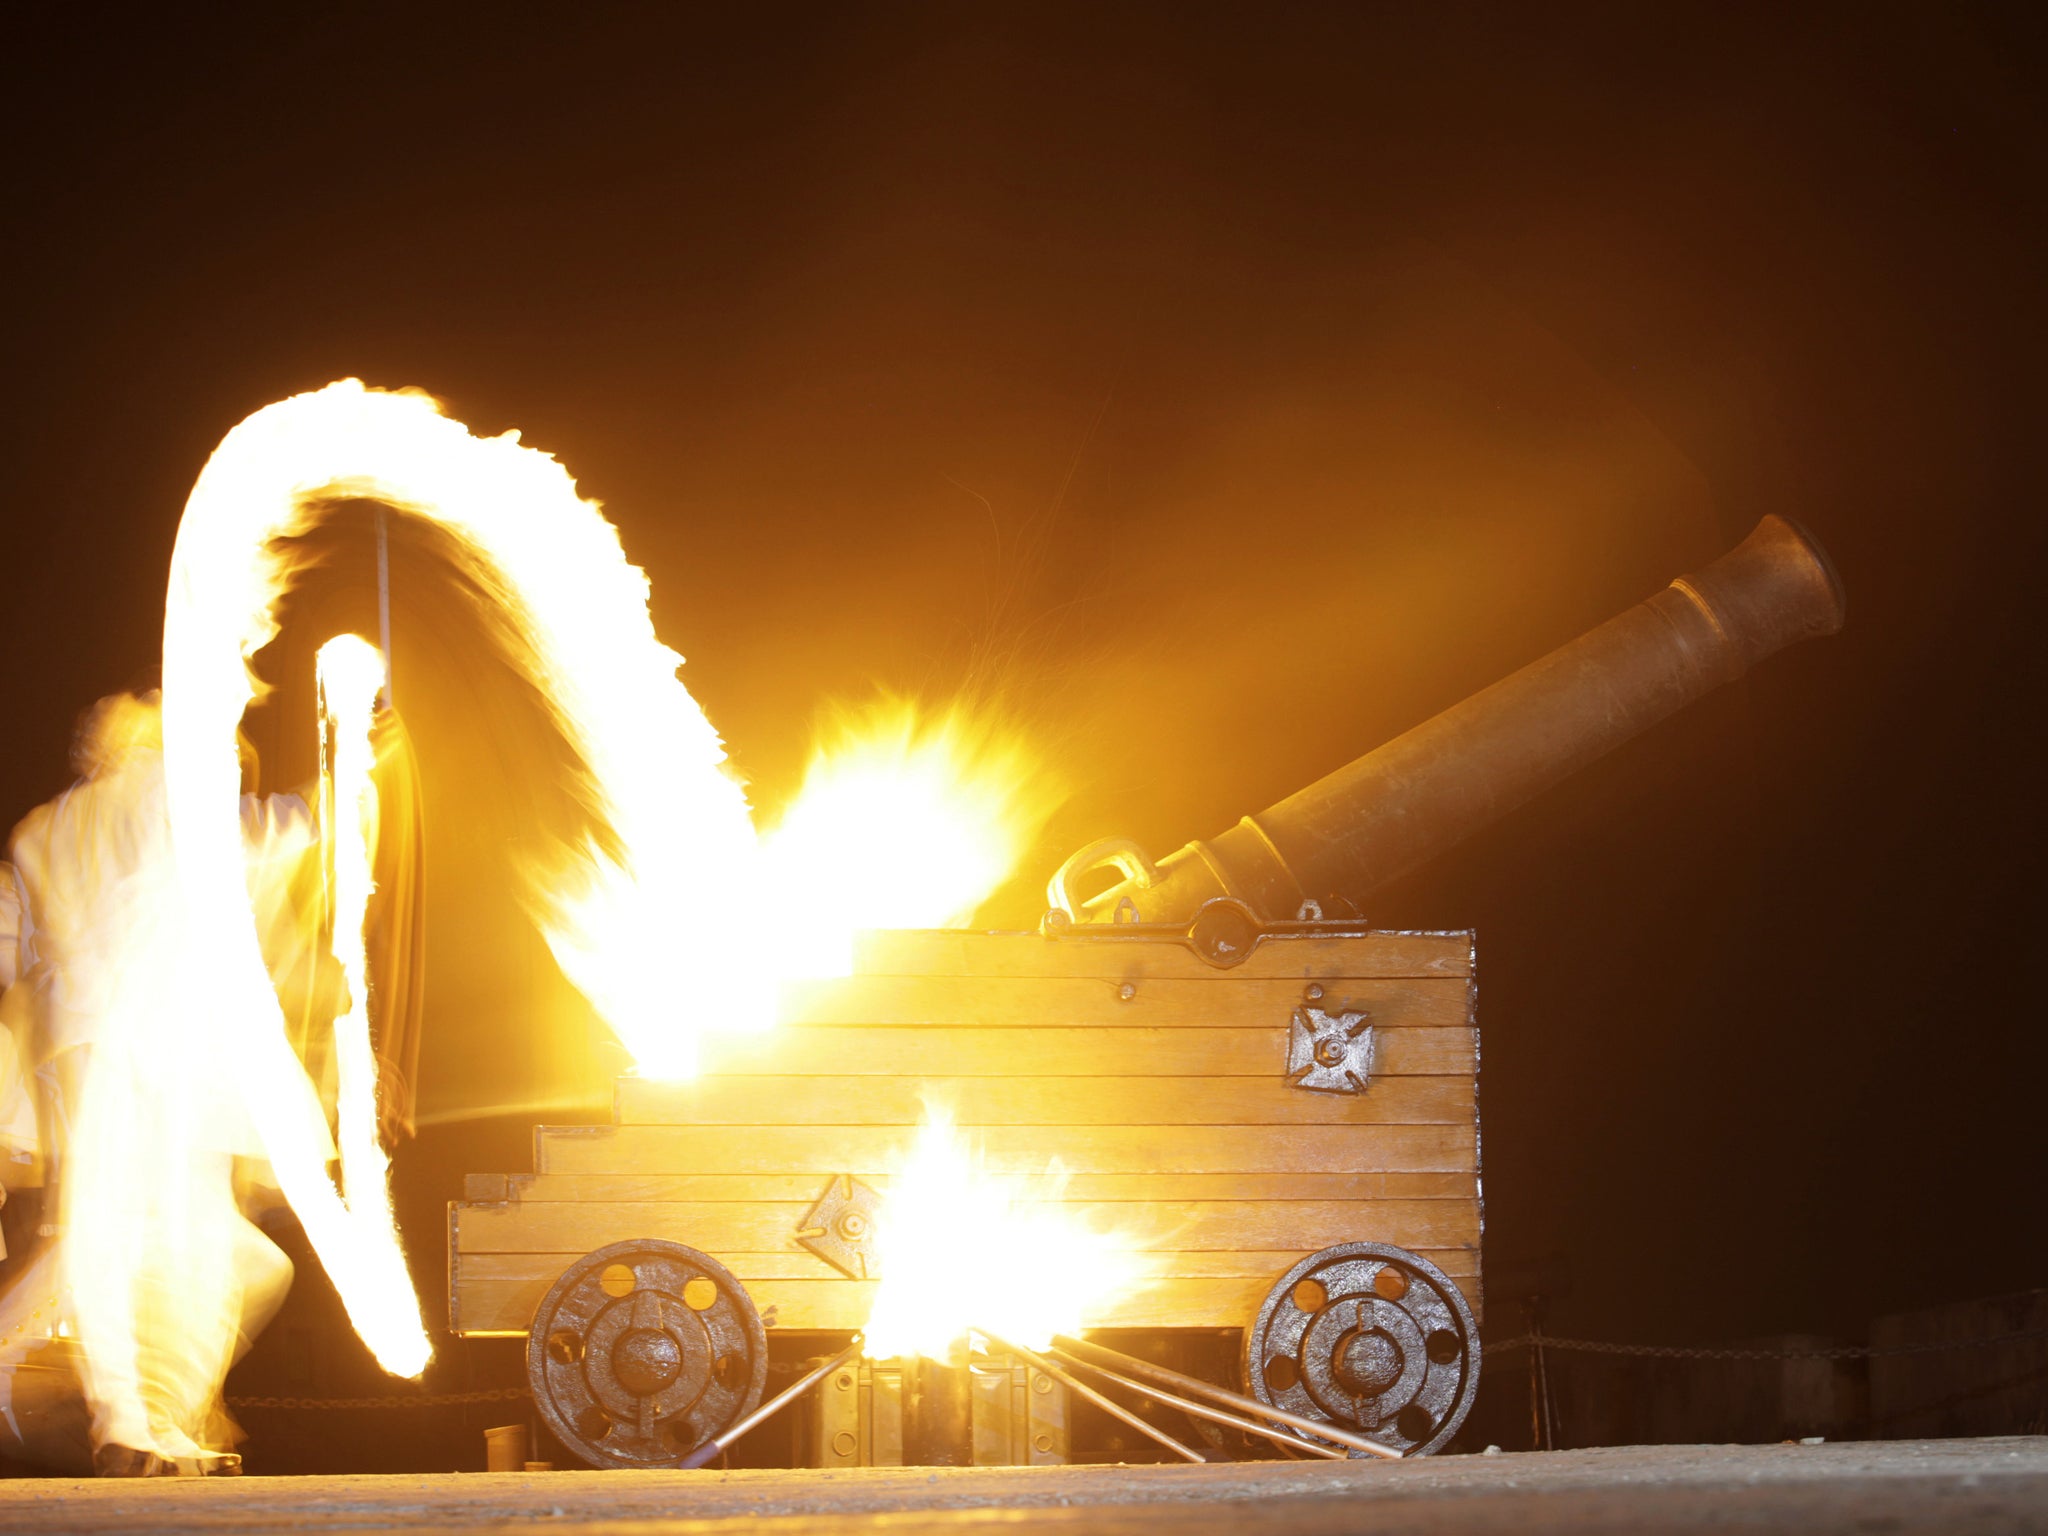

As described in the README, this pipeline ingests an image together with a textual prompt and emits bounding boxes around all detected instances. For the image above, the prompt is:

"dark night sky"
[4,2,2043,1368]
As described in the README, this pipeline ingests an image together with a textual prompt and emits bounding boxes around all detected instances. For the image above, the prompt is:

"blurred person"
[1,861,37,1242]
[0,694,335,1475]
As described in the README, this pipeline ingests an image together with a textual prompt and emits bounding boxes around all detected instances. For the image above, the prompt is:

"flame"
[861,1108,1135,1360]
[154,381,1055,1368]
[313,636,408,1274]
[166,379,770,1088]
[762,699,1059,980]
[0,379,1065,1459]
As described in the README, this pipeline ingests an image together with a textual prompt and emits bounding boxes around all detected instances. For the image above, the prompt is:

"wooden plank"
[773,974,1471,1029]
[1125,1251,1477,1281]
[534,1123,1478,1177]
[452,1259,1481,1336]
[456,1201,813,1255]
[458,1248,854,1284]
[479,1170,1479,1205]
[454,1198,1479,1256]
[851,930,1474,981]
[616,1074,1473,1128]
[453,1249,1478,1287]
[463,1173,511,1202]
[691,1026,1474,1079]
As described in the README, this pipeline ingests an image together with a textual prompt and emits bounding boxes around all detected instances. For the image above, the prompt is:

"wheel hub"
[611,1326,686,1396]
[1334,1328,1405,1396]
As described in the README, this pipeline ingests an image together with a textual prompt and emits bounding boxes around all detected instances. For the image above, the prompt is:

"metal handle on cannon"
[1046,836,1162,921]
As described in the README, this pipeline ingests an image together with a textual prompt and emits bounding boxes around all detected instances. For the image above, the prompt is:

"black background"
[4,2,2042,1456]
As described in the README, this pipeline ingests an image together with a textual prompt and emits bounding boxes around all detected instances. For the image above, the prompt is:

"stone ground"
[1,1438,2044,1535]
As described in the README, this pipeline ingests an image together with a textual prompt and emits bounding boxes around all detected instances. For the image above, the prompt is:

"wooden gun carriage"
[451,913,1483,1462]
[448,517,1844,1469]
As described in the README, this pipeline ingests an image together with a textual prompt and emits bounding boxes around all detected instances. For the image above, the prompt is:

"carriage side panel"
[448,929,1481,1336]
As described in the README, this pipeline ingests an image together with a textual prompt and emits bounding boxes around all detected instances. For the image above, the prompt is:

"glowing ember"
[861,1109,1136,1361]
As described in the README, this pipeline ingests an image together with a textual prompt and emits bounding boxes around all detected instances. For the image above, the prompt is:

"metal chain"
[1482,1325,2048,1362]
[226,1387,530,1410]
[232,1333,2048,1409]
[226,1357,815,1411]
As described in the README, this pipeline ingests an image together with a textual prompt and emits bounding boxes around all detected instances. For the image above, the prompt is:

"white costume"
[0,696,304,1471]
[0,866,35,1164]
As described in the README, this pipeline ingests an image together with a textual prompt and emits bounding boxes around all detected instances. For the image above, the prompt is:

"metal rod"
[677,1339,863,1470]
[375,505,394,708]
[1052,1333,1402,1461]
[975,1328,1205,1465]
[1534,1312,1556,1452]
[1051,1350,1344,1460]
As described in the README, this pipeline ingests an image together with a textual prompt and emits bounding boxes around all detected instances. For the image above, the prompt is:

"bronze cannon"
[1052,515,1845,929]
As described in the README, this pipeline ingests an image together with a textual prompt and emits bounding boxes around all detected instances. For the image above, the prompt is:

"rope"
[1482,1325,2048,1362]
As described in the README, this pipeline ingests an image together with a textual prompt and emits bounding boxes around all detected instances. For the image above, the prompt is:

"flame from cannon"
[763,698,1054,979]
[862,1108,1135,1361]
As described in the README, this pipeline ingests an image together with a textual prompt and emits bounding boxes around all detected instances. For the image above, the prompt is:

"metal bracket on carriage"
[795,1173,883,1279]
[1286,1001,1376,1094]
[1040,889,1384,970]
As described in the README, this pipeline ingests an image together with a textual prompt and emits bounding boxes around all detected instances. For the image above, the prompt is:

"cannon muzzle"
[1052,515,1845,924]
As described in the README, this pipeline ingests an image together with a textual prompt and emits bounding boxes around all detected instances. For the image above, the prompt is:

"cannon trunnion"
[449,913,1483,1465]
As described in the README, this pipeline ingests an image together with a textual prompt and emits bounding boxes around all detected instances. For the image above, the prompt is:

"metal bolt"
[1033,1432,1054,1453]
[1305,983,1325,1001]
[1118,982,1137,1001]
[1032,1373,1053,1394]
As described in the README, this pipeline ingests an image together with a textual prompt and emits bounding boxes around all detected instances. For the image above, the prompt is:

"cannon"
[448,516,1844,1468]
[1049,514,1845,927]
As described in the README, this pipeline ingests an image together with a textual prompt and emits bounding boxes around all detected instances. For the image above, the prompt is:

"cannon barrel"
[1057,515,1845,923]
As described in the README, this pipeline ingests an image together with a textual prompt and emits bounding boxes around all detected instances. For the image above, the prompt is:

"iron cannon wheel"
[1246,1241,1480,1457]
[527,1239,768,1469]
